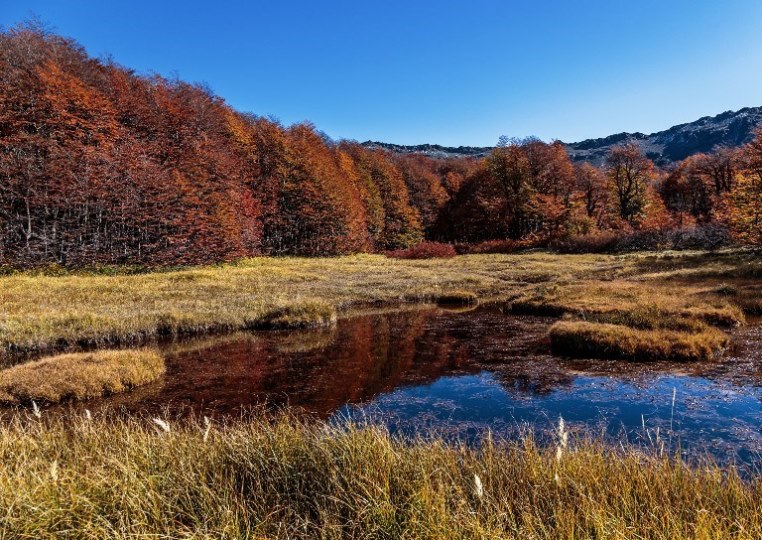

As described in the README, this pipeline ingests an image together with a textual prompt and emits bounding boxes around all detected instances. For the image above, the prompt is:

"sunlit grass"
[0,349,164,404]
[1,250,759,361]
[549,320,729,362]
[1,414,760,539]
[0,253,614,356]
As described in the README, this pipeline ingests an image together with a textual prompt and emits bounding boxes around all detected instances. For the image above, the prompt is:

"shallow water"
[52,305,762,467]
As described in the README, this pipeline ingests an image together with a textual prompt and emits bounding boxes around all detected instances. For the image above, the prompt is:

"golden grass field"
[2,413,762,539]
[0,349,164,404]
[2,250,762,538]
[1,250,759,361]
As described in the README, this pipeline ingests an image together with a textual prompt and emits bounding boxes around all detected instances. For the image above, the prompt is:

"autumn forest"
[1,23,761,268]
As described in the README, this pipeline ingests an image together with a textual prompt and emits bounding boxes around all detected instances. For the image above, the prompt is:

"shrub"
[0,349,165,405]
[386,242,457,259]
[456,237,546,255]
[553,225,732,254]
[551,232,620,254]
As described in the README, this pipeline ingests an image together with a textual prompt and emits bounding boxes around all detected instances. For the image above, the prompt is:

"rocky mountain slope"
[363,106,762,166]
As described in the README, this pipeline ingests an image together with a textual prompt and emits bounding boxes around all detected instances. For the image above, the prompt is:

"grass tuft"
[549,321,728,362]
[255,301,338,329]
[0,415,760,538]
[0,349,165,405]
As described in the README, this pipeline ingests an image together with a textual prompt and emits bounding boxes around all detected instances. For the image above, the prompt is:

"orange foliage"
[1,23,760,265]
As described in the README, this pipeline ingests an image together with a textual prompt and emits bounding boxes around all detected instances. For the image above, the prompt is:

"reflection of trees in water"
[491,322,762,398]
[54,307,762,418]
[76,309,469,417]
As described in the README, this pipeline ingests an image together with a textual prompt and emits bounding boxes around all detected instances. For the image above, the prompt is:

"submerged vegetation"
[1,414,761,539]
[0,349,164,404]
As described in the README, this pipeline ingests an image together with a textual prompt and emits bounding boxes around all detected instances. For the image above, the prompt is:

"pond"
[57,304,762,467]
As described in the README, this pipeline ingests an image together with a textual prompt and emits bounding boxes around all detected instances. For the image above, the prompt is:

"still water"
[76,304,762,466]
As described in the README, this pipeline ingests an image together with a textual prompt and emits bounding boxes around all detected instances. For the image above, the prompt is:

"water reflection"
[51,304,762,466]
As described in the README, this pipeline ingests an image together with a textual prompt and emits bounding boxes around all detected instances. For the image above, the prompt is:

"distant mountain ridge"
[363,106,762,166]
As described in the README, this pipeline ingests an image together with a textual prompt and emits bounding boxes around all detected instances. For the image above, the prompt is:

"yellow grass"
[0,349,165,404]
[549,320,729,362]
[0,250,759,362]
[1,251,761,536]
[0,253,615,356]
[1,414,761,539]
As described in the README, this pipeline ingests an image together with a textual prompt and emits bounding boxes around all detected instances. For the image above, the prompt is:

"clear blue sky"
[3,0,762,146]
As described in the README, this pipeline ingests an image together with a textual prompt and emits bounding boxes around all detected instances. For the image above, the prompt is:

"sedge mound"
[0,349,165,405]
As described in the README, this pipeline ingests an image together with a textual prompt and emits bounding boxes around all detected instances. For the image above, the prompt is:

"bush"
[456,237,545,255]
[553,225,732,254]
[551,232,620,254]
[387,242,457,259]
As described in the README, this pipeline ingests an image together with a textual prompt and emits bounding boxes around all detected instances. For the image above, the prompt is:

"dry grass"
[1,251,762,536]
[505,253,762,362]
[549,320,729,362]
[1,414,761,539]
[0,253,617,357]
[255,300,338,329]
[0,250,758,362]
[512,281,745,328]
[434,290,479,306]
[0,349,164,404]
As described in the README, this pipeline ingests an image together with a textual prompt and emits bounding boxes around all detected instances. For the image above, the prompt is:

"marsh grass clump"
[549,321,728,362]
[0,349,165,405]
[512,284,745,328]
[435,290,479,306]
[255,301,338,330]
[1,415,762,538]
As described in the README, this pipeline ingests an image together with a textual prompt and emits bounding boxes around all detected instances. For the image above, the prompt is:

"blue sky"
[3,0,762,146]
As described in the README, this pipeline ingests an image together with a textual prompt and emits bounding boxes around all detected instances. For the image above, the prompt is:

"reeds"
[1,414,760,539]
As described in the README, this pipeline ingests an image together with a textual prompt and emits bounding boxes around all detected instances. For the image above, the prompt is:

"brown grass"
[549,320,729,362]
[512,281,745,328]
[2,414,761,539]
[254,300,338,329]
[0,250,758,361]
[0,253,617,357]
[0,349,165,404]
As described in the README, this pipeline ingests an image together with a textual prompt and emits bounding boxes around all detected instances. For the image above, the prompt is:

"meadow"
[1,249,758,361]
[2,249,762,537]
